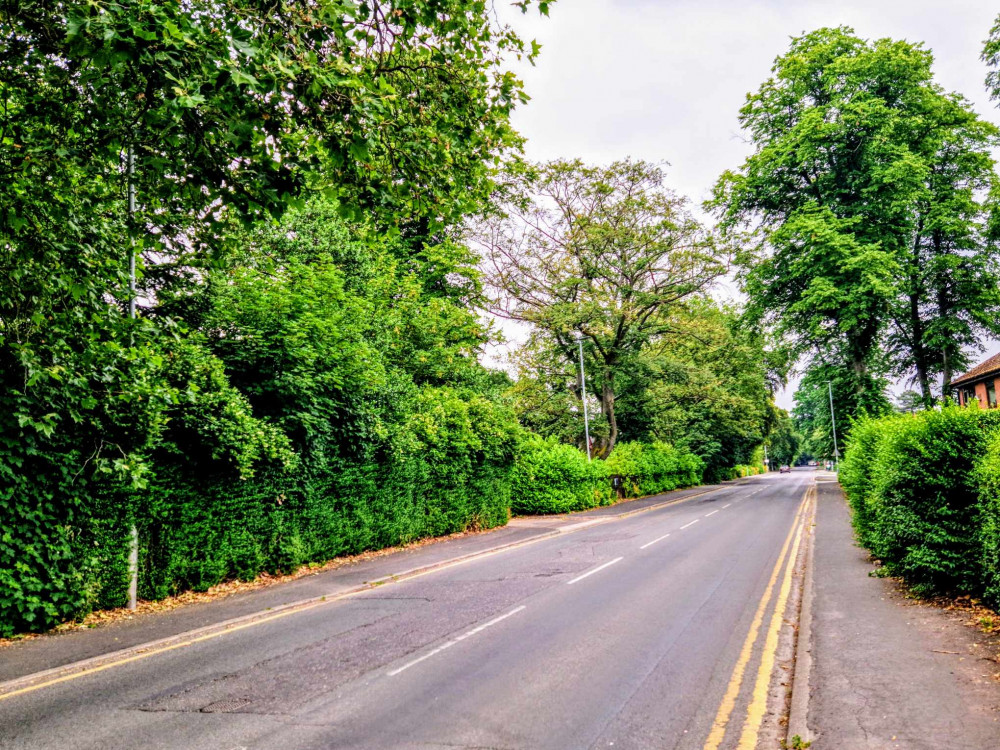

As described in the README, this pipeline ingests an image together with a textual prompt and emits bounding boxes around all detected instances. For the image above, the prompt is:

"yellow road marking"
[702,486,810,750]
[0,536,540,703]
[735,486,812,749]
[0,481,768,704]
[0,596,335,703]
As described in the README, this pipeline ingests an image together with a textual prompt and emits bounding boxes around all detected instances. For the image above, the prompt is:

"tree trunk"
[601,379,618,456]
[942,346,953,399]
[904,224,934,409]
[908,293,933,408]
[851,351,868,399]
[937,283,954,399]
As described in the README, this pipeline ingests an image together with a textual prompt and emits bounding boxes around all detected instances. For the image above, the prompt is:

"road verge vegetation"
[840,406,1000,605]
[509,438,704,515]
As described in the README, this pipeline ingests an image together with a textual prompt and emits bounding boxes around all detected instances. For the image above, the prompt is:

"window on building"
[989,380,997,408]
[964,387,978,406]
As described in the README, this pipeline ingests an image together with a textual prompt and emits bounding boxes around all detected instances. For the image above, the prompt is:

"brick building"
[953,352,1000,408]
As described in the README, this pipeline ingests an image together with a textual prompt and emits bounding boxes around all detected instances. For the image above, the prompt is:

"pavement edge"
[0,482,725,700]
[786,479,819,746]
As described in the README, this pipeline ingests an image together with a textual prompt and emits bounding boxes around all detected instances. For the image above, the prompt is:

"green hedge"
[605,441,703,497]
[976,431,1000,608]
[3,429,705,634]
[731,463,766,479]
[124,454,515,604]
[511,439,704,515]
[510,437,613,514]
[0,390,519,636]
[841,406,1000,600]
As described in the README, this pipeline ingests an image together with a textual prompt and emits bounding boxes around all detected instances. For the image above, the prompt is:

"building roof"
[952,352,1000,387]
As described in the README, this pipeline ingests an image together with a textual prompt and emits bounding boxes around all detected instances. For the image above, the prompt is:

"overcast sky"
[487,0,1000,410]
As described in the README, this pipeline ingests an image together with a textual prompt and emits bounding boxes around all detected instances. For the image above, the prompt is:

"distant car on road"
[779,465,791,473]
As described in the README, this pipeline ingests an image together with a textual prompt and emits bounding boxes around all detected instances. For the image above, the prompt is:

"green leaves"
[474,158,726,454]
[841,407,1000,597]
[717,25,1000,414]
[0,0,552,634]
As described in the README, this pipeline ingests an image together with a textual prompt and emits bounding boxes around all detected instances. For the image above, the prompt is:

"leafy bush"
[976,431,1000,609]
[732,464,765,478]
[510,437,612,514]
[838,415,885,546]
[841,406,1000,597]
[511,438,703,515]
[605,441,703,497]
[134,388,520,600]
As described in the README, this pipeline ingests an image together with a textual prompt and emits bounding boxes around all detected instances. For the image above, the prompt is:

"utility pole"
[763,443,769,472]
[126,146,139,611]
[574,332,591,461]
[827,380,840,471]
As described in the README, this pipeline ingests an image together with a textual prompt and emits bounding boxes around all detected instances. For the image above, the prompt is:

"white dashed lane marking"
[388,606,527,676]
[640,533,671,550]
[567,557,624,585]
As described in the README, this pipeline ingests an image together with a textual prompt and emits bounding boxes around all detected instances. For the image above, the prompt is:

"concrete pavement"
[806,479,1000,749]
[0,472,810,749]
[0,483,725,685]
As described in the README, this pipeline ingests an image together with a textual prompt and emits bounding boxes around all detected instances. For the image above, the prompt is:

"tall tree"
[885,94,1000,404]
[793,359,891,463]
[617,303,777,481]
[713,27,983,410]
[508,301,777,481]
[0,0,549,633]
[767,412,802,468]
[473,159,725,454]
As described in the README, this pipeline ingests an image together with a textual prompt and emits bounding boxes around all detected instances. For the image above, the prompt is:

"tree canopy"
[0,0,552,634]
[472,159,726,454]
[714,26,1000,414]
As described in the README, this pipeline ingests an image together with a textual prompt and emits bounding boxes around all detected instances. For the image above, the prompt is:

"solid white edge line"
[680,519,699,530]
[387,605,527,676]
[566,556,624,585]
[705,510,719,517]
[639,533,671,550]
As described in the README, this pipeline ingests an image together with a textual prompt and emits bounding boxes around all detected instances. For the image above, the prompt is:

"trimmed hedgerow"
[510,437,613,515]
[976,431,1000,609]
[511,439,704,515]
[841,406,1000,598]
[838,415,886,547]
[605,441,704,498]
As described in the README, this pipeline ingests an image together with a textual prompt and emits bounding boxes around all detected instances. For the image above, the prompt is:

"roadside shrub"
[605,441,703,497]
[510,438,704,515]
[976,431,1000,609]
[841,406,1000,597]
[838,415,885,546]
[10,388,522,621]
[510,437,612,514]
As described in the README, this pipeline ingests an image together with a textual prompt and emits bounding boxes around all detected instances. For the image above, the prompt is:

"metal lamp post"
[127,147,139,611]
[827,380,840,471]
[573,332,592,461]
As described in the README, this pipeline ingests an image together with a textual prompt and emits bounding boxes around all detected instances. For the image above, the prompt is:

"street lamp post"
[827,380,840,471]
[126,146,139,612]
[574,332,592,461]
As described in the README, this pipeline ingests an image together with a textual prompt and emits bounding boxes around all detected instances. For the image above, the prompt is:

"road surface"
[0,471,812,750]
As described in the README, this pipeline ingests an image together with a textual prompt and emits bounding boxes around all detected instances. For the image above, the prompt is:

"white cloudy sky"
[487,0,1000,409]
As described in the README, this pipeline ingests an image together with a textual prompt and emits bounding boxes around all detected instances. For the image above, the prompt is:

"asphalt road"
[0,471,812,750]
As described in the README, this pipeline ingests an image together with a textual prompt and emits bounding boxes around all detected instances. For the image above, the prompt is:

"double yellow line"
[0,482,728,704]
[703,483,814,750]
